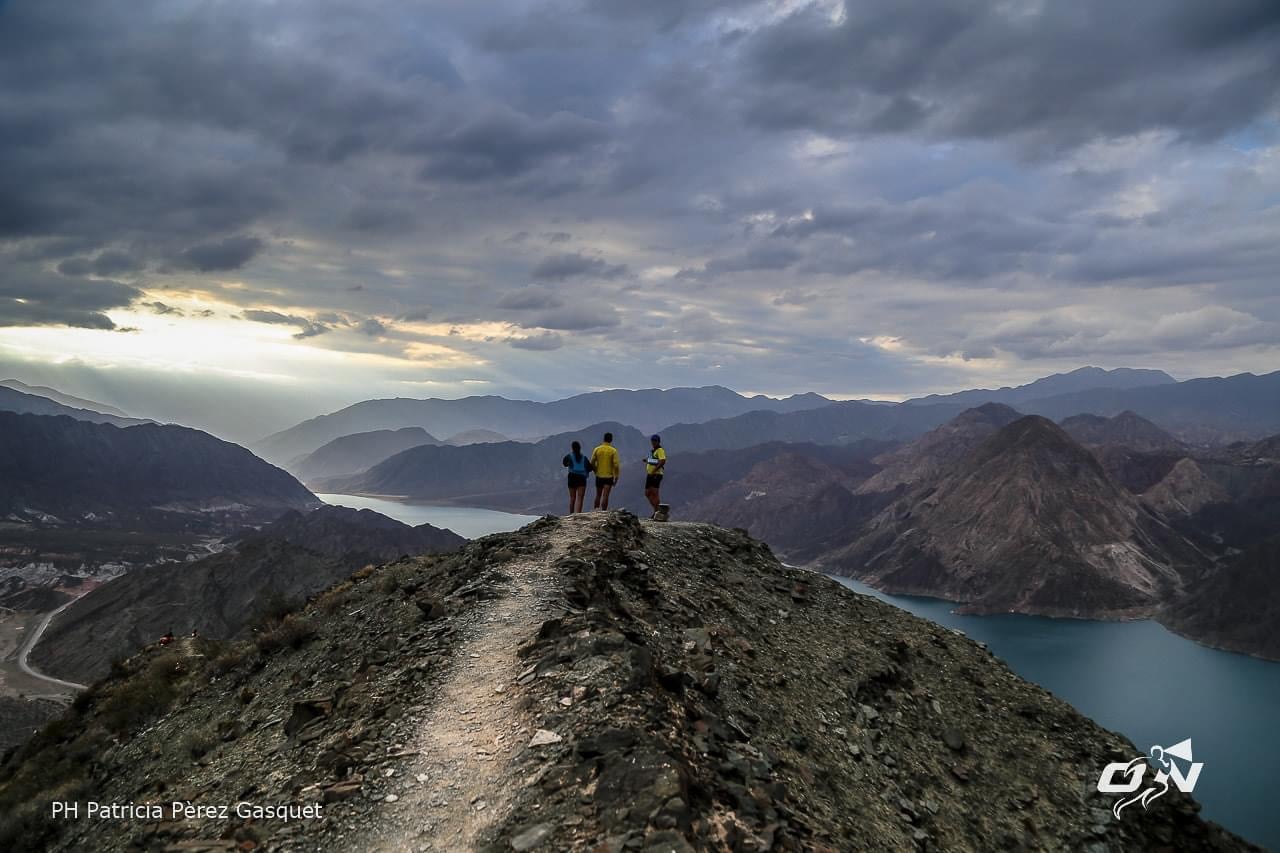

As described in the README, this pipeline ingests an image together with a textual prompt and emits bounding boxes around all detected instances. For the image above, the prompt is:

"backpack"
[567,452,588,475]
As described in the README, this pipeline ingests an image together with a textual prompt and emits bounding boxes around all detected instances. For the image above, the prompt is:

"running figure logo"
[1096,738,1204,819]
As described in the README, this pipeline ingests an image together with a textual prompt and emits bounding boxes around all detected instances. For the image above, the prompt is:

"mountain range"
[0,385,145,429]
[904,366,1176,407]
[254,386,832,464]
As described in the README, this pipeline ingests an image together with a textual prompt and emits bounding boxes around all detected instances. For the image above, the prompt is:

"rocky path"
[370,514,591,852]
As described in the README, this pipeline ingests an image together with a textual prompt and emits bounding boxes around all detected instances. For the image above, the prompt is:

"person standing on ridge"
[562,440,591,514]
[591,431,620,510]
[644,434,667,518]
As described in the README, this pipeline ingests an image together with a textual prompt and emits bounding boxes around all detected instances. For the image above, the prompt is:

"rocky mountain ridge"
[0,514,1254,851]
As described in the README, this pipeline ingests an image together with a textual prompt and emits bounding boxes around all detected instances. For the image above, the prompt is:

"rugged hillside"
[1061,410,1186,452]
[823,416,1204,617]
[289,427,439,483]
[660,400,962,453]
[904,366,1174,408]
[318,422,650,510]
[1160,536,1280,661]
[254,387,830,464]
[0,514,1252,852]
[0,413,317,529]
[857,403,1022,494]
[29,507,465,683]
[683,448,888,560]
[1141,458,1230,518]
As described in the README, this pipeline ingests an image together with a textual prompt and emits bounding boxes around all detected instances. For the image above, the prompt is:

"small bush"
[181,725,218,759]
[317,582,353,614]
[250,591,296,628]
[254,614,316,653]
[96,652,186,736]
[210,644,251,676]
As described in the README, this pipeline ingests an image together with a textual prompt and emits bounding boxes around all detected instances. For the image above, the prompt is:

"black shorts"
[645,474,664,490]
[595,477,615,487]
[567,473,587,488]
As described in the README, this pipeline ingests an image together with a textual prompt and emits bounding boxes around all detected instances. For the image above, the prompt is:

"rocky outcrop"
[0,514,1252,851]
[28,506,464,683]
[823,416,1205,617]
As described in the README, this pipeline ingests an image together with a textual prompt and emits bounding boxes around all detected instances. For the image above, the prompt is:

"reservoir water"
[316,494,539,540]
[319,494,1278,848]
[833,577,1280,850]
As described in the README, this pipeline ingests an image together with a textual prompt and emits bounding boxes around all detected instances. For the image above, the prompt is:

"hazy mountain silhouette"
[254,386,830,464]
[0,385,145,428]
[290,427,440,483]
[1022,370,1280,443]
[659,400,964,453]
[904,366,1174,408]
[0,380,131,418]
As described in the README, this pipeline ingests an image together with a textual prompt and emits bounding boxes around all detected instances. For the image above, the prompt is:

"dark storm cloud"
[241,308,331,339]
[0,268,140,330]
[1,0,1278,401]
[498,286,563,311]
[532,303,621,331]
[740,0,1280,147]
[704,244,802,274]
[531,252,629,281]
[172,236,264,272]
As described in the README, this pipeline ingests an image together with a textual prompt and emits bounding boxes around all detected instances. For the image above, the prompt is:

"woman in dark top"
[562,440,592,514]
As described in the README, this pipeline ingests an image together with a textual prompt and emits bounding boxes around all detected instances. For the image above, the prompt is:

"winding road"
[16,598,87,692]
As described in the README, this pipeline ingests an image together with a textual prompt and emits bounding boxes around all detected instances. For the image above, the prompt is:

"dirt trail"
[371,513,594,852]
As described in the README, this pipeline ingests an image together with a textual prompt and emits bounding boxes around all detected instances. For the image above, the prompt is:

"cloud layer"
[1,0,1278,424]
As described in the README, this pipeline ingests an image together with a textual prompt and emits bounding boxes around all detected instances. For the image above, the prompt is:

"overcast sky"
[1,0,1278,440]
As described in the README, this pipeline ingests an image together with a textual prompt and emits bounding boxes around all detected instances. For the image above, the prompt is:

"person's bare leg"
[646,488,659,513]
[568,488,575,515]
[593,484,603,510]
[573,487,585,514]
[600,484,612,510]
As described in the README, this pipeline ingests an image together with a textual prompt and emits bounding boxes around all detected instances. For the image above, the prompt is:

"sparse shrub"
[97,652,186,735]
[251,591,296,628]
[181,725,218,759]
[210,644,251,675]
[351,564,376,581]
[254,614,316,653]
[317,582,354,614]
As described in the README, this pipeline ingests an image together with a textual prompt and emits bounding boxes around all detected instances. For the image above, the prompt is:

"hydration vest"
[567,452,588,475]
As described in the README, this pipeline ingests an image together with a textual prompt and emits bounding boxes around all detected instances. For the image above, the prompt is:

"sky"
[1,0,1279,441]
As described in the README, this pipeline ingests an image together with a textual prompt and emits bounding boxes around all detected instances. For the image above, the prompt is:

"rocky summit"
[0,514,1253,852]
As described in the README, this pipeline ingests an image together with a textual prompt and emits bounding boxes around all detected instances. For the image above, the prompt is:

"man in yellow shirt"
[590,431,621,510]
[644,434,667,518]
